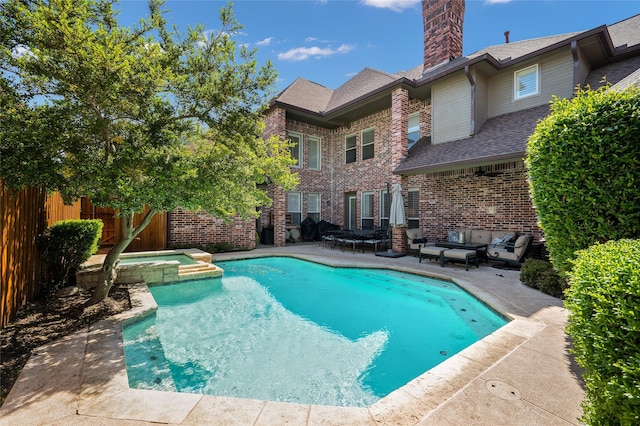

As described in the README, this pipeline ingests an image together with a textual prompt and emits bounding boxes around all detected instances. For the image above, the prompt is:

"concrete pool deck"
[0,243,585,425]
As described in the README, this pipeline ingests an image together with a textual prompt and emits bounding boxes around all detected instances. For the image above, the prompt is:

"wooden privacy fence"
[1,185,48,328]
[1,183,166,328]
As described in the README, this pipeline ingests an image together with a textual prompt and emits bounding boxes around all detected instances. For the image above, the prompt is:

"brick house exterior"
[169,1,640,252]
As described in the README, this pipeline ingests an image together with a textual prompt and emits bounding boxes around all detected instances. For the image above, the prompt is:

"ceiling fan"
[474,168,503,177]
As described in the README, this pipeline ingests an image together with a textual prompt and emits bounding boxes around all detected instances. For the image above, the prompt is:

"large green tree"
[1,0,297,304]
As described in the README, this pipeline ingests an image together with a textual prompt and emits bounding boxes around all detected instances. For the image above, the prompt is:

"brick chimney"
[422,0,465,72]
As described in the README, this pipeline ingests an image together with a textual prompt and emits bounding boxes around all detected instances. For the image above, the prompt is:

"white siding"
[488,48,574,118]
[432,72,472,144]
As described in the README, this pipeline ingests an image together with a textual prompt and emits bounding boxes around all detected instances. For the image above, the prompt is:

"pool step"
[177,262,223,280]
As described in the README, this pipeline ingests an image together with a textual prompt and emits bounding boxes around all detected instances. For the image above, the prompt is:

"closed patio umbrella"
[389,183,405,227]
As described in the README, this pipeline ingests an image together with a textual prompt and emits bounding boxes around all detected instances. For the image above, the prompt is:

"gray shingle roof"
[273,15,639,114]
[275,78,334,113]
[325,68,398,111]
[394,104,551,174]
[608,14,640,49]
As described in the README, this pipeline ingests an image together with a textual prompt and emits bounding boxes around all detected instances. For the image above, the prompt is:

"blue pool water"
[123,256,507,407]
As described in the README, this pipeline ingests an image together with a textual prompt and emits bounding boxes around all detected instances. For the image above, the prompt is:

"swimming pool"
[123,256,507,407]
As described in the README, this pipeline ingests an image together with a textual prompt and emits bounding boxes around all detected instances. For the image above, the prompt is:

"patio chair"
[362,228,389,252]
[487,234,532,268]
[335,230,362,253]
[406,228,433,254]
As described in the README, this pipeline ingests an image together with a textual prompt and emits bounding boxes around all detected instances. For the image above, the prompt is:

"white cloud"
[484,0,512,4]
[277,44,355,61]
[361,0,420,12]
[256,37,274,47]
[305,36,330,43]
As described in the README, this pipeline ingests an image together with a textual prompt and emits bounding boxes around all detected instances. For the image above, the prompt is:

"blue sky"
[117,0,640,92]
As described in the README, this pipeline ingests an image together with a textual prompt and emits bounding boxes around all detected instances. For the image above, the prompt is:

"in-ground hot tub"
[76,248,223,288]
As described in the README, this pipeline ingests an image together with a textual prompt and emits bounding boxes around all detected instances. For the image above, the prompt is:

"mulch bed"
[0,286,131,407]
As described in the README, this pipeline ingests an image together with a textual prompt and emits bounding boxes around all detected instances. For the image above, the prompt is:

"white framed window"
[408,113,420,149]
[362,128,374,160]
[514,64,539,100]
[308,136,321,170]
[345,134,356,164]
[287,191,302,225]
[407,188,419,229]
[380,189,390,229]
[308,193,321,223]
[361,191,374,230]
[288,132,302,168]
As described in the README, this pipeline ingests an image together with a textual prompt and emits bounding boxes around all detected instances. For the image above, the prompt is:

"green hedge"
[565,239,640,424]
[526,86,640,275]
[38,219,103,295]
[520,258,567,298]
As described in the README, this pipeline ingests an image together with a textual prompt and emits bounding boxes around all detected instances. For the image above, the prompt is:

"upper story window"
[362,128,374,160]
[288,132,302,168]
[345,134,356,164]
[361,191,374,230]
[307,136,321,170]
[408,113,420,149]
[514,64,539,100]
[407,188,419,229]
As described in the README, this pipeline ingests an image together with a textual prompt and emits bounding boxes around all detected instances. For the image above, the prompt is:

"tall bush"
[39,219,103,295]
[565,239,640,424]
[526,86,640,275]
[520,258,567,298]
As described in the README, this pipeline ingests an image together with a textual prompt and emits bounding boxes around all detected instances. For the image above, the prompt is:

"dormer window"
[514,64,539,100]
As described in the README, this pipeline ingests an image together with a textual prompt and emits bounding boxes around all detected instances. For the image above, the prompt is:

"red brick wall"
[407,161,543,242]
[167,209,257,250]
[167,98,542,251]
[422,0,465,70]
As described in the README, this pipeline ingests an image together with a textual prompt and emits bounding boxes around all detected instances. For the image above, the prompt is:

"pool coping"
[0,245,585,425]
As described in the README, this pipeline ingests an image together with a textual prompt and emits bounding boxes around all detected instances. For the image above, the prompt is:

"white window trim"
[407,187,419,221]
[288,131,302,168]
[408,113,420,149]
[361,191,374,229]
[345,134,357,164]
[287,191,302,225]
[514,64,539,100]
[307,136,321,170]
[361,128,375,160]
[380,189,390,226]
[308,193,321,222]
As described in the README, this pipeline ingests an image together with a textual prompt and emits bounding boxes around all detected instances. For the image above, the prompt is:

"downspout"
[464,65,476,136]
[571,40,580,93]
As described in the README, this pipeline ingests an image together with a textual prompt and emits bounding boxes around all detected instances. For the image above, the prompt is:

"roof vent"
[504,31,510,43]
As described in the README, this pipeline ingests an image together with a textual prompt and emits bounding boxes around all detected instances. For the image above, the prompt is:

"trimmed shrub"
[520,258,567,298]
[565,239,640,424]
[38,219,103,295]
[526,86,640,275]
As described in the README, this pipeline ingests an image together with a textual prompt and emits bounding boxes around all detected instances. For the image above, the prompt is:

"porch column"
[391,88,409,253]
